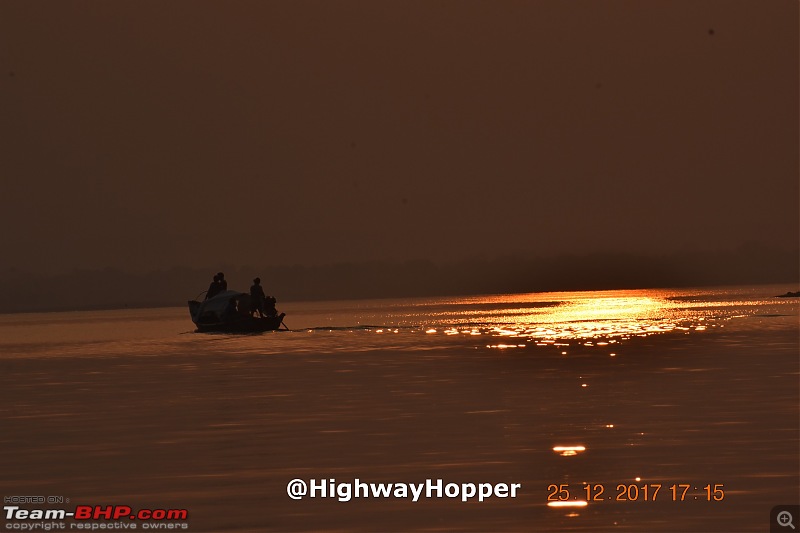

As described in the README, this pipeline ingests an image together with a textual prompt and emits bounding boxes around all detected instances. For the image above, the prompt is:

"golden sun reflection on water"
[353,286,795,347]
[498,294,676,340]
[547,501,588,508]
[421,289,733,343]
[553,445,586,457]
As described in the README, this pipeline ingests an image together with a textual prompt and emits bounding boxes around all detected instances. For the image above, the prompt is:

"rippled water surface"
[1,284,797,532]
[1,284,796,358]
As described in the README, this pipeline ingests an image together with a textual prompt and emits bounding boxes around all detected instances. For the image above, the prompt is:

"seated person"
[205,274,222,300]
[264,296,278,317]
[223,297,239,320]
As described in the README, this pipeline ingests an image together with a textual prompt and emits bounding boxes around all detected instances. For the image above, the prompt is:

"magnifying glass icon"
[778,511,796,530]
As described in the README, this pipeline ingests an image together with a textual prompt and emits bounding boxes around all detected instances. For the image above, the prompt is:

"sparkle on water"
[400,288,763,344]
[553,445,587,457]
[547,501,588,508]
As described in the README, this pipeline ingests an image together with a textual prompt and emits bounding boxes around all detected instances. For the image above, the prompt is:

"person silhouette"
[205,274,222,300]
[250,277,266,318]
[223,296,239,320]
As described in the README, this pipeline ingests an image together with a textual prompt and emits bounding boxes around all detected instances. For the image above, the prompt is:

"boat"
[188,290,286,333]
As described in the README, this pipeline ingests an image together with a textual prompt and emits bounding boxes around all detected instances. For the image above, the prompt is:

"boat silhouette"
[188,290,286,333]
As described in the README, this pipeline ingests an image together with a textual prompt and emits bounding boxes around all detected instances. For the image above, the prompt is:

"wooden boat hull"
[194,313,286,333]
[188,293,286,333]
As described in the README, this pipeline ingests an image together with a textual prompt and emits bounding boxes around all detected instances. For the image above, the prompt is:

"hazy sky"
[1,1,797,273]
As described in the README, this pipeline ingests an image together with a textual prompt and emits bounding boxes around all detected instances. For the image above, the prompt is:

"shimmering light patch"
[492,327,519,337]
[412,288,767,343]
[553,445,586,457]
[426,329,437,334]
[487,344,524,349]
[471,292,689,341]
[547,501,588,508]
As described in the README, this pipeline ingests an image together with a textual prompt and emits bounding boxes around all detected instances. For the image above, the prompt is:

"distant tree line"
[0,244,797,313]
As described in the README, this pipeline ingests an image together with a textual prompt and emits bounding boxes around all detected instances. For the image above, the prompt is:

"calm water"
[1,284,798,532]
[1,284,797,358]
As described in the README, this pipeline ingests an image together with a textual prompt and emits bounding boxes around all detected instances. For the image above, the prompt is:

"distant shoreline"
[2,281,797,316]
[2,247,797,315]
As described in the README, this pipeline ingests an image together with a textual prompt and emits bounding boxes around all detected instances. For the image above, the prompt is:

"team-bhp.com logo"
[75,506,187,521]
[5,505,189,529]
